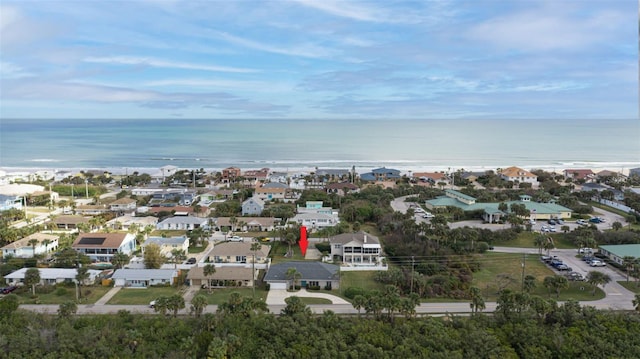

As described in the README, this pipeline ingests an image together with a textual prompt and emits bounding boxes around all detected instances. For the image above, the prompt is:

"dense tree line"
[1,299,639,358]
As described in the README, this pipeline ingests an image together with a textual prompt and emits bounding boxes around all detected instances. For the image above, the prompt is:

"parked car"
[589,217,603,224]
[229,236,244,242]
[422,212,435,218]
[548,219,557,225]
[540,255,552,262]
[556,219,564,225]
[582,255,595,262]
[579,247,593,254]
[549,226,557,232]
[566,272,585,281]
[556,264,572,271]
[1,286,17,294]
[589,260,606,267]
[187,257,197,264]
[149,300,156,308]
[550,259,564,268]
[576,219,587,225]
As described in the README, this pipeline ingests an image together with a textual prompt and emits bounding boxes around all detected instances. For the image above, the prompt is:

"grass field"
[472,252,605,301]
[107,286,181,305]
[494,232,576,249]
[300,297,332,305]
[269,241,306,263]
[196,287,268,305]
[339,271,386,293]
[14,285,112,304]
[618,281,640,293]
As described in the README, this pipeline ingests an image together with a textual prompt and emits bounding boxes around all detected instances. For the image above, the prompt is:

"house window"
[236,256,247,263]
[308,281,319,287]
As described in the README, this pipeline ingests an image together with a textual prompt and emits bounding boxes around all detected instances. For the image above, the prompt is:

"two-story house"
[72,232,136,263]
[329,231,382,266]
[109,197,137,214]
[156,215,208,231]
[1,233,59,258]
[208,242,269,264]
[499,166,538,187]
[242,197,265,216]
[360,167,401,182]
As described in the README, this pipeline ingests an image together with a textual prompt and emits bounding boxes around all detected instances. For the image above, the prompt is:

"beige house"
[142,236,190,257]
[208,242,269,264]
[187,266,255,288]
[499,166,538,187]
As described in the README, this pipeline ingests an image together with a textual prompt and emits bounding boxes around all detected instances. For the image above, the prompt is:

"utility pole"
[410,256,415,294]
[521,253,526,292]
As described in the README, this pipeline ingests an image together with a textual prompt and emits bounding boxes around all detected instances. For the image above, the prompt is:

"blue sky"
[0,0,637,120]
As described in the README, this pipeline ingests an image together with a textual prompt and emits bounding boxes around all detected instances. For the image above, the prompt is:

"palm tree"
[586,270,611,296]
[25,268,40,296]
[623,256,636,282]
[250,241,261,297]
[286,267,301,290]
[469,286,485,314]
[190,294,208,318]
[171,249,186,269]
[285,233,297,258]
[203,264,216,293]
[76,266,90,299]
[534,235,546,255]
[28,238,39,257]
[352,295,366,317]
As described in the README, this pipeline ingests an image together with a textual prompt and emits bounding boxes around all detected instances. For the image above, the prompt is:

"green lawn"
[299,297,332,305]
[618,281,640,294]
[472,252,605,301]
[196,287,267,305]
[107,286,181,305]
[15,285,112,304]
[269,241,306,264]
[340,271,386,293]
[188,245,207,253]
[494,232,576,249]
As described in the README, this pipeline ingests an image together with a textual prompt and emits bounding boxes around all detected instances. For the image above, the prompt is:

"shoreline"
[1,161,638,177]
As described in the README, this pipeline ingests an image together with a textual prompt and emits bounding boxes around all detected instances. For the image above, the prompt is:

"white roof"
[4,267,100,280]
[111,269,178,280]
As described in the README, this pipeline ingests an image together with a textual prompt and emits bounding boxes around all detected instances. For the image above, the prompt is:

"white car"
[422,212,435,218]
[229,236,244,242]
[589,260,606,267]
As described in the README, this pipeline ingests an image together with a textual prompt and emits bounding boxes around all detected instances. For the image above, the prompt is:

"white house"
[499,166,538,186]
[156,216,208,231]
[290,213,339,230]
[329,231,383,266]
[142,236,190,257]
[4,267,101,286]
[111,268,179,287]
[72,232,137,263]
[106,215,158,231]
[1,233,59,258]
[109,197,137,213]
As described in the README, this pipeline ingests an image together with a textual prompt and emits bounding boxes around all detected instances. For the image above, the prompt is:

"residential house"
[109,197,137,213]
[159,165,178,181]
[187,266,256,288]
[290,213,339,230]
[213,217,279,232]
[563,169,596,183]
[325,182,359,196]
[221,167,242,183]
[329,231,383,266]
[360,167,401,182]
[254,186,286,202]
[315,168,350,180]
[264,261,340,290]
[156,216,208,231]
[72,232,137,262]
[0,194,23,211]
[111,269,179,287]
[413,172,448,185]
[630,168,640,178]
[243,168,270,182]
[52,215,90,230]
[75,204,110,216]
[106,215,158,231]
[208,242,270,264]
[242,197,265,216]
[142,236,190,257]
[4,268,101,286]
[1,233,59,258]
[499,166,538,186]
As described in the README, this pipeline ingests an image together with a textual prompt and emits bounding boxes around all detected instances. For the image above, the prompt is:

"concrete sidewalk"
[266,288,349,305]
[94,286,122,305]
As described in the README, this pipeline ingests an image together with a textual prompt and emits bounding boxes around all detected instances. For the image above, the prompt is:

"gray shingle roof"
[264,261,339,282]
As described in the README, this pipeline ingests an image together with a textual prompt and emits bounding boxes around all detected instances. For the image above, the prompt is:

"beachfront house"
[109,197,137,214]
[72,232,137,263]
[1,233,59,258]
[360,167,401,182]
[499,166,538,187]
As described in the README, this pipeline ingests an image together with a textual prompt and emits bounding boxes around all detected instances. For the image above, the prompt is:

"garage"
[269,282,287,290]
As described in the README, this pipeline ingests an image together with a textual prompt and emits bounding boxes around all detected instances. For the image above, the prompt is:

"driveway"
[266,289,349,305]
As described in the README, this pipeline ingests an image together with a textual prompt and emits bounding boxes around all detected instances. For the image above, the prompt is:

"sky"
[0,0,638,120]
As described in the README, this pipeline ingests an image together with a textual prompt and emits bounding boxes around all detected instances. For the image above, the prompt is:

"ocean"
[1,118,639,175]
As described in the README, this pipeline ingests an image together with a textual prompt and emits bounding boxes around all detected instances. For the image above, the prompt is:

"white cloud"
[0,61,33,79]
[213,31,335,59]
[83,56,258,73]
